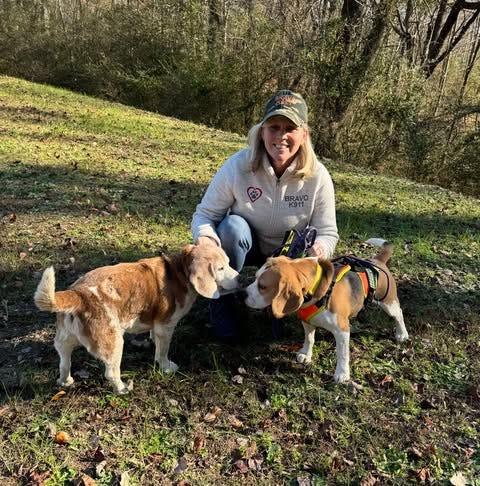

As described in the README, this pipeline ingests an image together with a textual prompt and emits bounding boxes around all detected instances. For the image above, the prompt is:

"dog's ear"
[271,277,304,318]
[189,261,220,299]
[311,259,334,300]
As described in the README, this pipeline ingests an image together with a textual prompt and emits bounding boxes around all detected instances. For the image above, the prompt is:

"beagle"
[34,244,240,394]
[245,239,409,382]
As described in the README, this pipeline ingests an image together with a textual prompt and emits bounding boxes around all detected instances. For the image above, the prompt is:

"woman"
[191,89,338,340]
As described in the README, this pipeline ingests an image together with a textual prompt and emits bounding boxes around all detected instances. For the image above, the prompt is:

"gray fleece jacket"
[191,148,338,257]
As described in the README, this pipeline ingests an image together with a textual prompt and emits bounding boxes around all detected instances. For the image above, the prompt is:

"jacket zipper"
[268,178,281,234]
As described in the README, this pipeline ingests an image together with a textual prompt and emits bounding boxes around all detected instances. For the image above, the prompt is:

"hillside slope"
[0,76,479,484]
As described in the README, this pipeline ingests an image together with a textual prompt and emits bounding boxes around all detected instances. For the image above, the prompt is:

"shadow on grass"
[0,162,207,221]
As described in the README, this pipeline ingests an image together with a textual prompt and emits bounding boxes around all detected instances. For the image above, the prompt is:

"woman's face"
[261,115,307,168]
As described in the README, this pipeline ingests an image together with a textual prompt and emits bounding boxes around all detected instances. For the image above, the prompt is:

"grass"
[1,75,479,485]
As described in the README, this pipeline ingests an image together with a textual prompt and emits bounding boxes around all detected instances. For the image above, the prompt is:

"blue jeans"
[210,214,266,338]
[216,214,265,271]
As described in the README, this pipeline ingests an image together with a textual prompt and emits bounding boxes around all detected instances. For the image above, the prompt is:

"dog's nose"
[236,274,253,287]
[236,289,248,301]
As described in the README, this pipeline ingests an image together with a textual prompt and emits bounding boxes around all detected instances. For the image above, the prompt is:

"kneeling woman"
[191,89,339,340]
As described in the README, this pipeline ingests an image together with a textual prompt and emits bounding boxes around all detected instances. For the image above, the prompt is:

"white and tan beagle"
[34,244,240,394]
[245,239,409,382]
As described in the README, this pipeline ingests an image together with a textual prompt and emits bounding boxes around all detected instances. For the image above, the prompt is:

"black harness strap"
[332,255,389,303]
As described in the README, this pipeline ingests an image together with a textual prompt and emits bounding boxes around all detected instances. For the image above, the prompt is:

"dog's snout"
[236,274,254,287]
[236,289,248,301]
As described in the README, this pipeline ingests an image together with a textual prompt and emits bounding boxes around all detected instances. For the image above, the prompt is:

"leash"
[271,226,317,259]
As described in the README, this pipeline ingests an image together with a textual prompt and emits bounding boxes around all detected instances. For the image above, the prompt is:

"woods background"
[0,0,479,196]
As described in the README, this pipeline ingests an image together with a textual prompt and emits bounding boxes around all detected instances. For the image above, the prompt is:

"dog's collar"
[303,263,323,303]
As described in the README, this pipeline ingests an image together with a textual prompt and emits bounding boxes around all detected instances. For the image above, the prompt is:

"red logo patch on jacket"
[247,186,263,203]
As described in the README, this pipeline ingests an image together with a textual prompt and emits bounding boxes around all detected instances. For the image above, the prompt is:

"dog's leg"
[379,300,409,342]
[153,322,178,373]
[332,324,351,383]
[54,329,78,387]
[296,321,316,364]
[102,334,133,394]
[317,312,351,383]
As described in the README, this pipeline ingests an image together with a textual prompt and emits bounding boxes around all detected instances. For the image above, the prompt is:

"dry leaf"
[51,390,66,401]
[107,202,119,213]
[229,415,243,429]
[423,415,433,426]
[93,446,106,462]
[464,447,474,459]
[19,252,27,260]
[237,366,247,374]
[234,459,249,474]
[416,467,431,482]
[379,375,394,387]
[242,442,257,459]
[8,213,16,222]
[232,375,243,384]
[193,436,205,452]
[360,473,377,486]
[279,343,303,352]
[72,474,96,486]
[0,405,10,417]
[54,431,70,444]
[203,412,217,423]
[28,470,51,486]
[277,408,287,421]
[211,406,222,416]
[343,457,354,466]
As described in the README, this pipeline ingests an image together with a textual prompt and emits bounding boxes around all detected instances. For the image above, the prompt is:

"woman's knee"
[216,215,253,269]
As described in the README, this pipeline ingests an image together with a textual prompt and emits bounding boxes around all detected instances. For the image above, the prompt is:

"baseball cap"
[262,89,308,127]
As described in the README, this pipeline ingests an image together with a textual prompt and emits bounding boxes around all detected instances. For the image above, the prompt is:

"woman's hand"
[197,236,219,247]
[307,242,327,259]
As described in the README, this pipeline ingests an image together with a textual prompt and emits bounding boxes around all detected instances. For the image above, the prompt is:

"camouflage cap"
[262,89,308,127]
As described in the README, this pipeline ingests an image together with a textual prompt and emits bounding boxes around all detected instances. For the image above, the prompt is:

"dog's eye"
[258,284,267,290]
[218,266,225,271]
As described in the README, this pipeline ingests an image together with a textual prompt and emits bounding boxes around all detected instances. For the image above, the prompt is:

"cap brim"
[262,109,304,127]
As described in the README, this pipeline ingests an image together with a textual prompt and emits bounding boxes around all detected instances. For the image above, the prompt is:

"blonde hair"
[246,122,317,179]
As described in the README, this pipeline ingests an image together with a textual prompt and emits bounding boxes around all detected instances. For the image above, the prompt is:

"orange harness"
[297,264,371,323]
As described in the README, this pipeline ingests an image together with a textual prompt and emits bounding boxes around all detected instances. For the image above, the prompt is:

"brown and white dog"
[34,244,240,394]
[245,239,409,382]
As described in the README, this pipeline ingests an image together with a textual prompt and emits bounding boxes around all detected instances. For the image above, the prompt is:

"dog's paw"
[296,352,312,364]
[116,379,134,395]
[395,330,409,343]
[333,371,350,383]
[159,360,179,373]
[57,376,74,387]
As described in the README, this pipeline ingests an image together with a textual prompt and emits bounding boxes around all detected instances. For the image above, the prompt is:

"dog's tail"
[34,267,83,313]
[365,238,393,265]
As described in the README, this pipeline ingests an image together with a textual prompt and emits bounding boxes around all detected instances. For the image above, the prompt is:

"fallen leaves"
[234,440,263,475]
[228,415,243,429]
[231,374,243,384]
[203,405,222,423]
[54,431,70,445]
[72,474,96,486]
[27,469,51,486]
[50,390,66,401]
[0,405,10,417]
[415,466,431,482]
[193,435,205,453]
